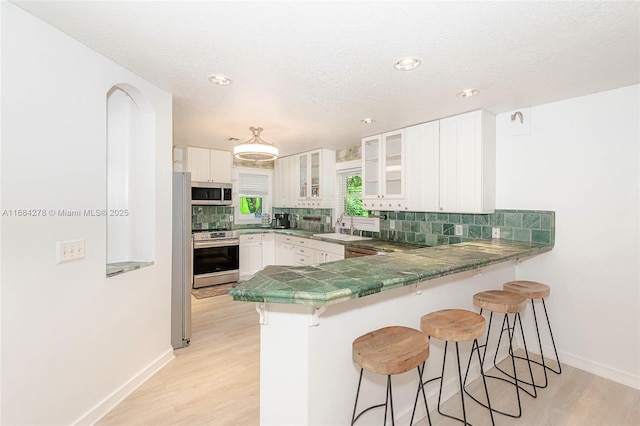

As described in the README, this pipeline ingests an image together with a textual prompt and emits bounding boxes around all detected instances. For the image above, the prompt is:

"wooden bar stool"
[351,326,431,425]
[417,309,495,426]
[465,290,536,419]
[503,280,562,388]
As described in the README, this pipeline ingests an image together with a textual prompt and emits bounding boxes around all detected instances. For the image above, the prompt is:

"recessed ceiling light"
[456,89,479,98]
[361,118,376,124]
[208,74,232,86]
[394,57,422,71]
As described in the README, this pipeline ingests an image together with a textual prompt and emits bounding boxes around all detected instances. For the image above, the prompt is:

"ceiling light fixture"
[233,127,278,162]
[208,74,232,86]
[456,89,479,98]
[393,57,422,71]
[361,118,376,124]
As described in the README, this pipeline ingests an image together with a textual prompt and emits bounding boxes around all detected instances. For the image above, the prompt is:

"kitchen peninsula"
[230,239,553,425]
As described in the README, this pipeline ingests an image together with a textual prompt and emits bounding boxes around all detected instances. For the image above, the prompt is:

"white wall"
[1,3,174,424]
[495,84,640,389]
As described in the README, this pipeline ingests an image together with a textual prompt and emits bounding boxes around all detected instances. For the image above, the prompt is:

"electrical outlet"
[454,225,463,236]
[326,216,331,224]
[229,215,234,222]
[492,227,501,239]
[56,239,85,264]
[389,220,395,230]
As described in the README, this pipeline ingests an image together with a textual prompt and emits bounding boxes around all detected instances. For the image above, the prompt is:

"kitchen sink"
[312,233,373,242]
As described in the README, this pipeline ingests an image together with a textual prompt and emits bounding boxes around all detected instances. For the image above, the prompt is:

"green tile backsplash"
[192,204,554,248]
[273,207,334,233]
[377,209,555,246]
[192,206,234,230]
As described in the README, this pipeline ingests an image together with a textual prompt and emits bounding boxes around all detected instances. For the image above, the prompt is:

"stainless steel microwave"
[191,182,232,206]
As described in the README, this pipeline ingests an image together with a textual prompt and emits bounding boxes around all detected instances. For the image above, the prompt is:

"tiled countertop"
[229,239,553,306]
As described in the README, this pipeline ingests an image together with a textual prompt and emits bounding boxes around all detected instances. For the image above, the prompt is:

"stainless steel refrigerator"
[171,171,192,349]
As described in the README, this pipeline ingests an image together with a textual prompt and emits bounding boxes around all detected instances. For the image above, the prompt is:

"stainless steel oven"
[192,230,239,288]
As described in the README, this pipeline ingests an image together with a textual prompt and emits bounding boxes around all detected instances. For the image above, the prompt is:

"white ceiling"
[13,1,640,156]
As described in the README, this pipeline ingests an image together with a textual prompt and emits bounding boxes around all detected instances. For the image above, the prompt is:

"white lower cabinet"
[275,234,345,266]
[310,240,345,264]
[240,233,278,279]
[239,234,263,280]
[275,234,299,265]
[261,233,275,266]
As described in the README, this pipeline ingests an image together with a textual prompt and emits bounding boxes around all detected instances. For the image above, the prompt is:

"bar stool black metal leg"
[542,298,562,374]
[465,311,538,418]
[410,362,431,426]
[494,313,538,398]
[472,338,495,426]
[431,340,495,425]
[509,298,561,390]
[351,368,364,425]
[351,368,391,425]
[383,375,394,426]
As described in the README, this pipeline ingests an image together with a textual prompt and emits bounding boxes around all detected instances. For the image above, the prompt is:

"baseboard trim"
[553,346,640,390]
[73,348,175,425]
[513,340,639,391]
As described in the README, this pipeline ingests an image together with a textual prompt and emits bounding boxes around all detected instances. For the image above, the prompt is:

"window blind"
[238,173,268,195]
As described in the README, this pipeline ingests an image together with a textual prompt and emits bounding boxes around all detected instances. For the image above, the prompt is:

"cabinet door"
[439,110,495,213]
[362,135,381,200]
[210,150,232,183]
[275,234,295,265]
[274,158,285,208]
[310,151,320,199]
[240,235,262,279]
[298,153,308,199]
[405,121,440,212]
[261,233,275,267]
[187,147,212,182]
[325,252,343,262]
[382,129,405,199]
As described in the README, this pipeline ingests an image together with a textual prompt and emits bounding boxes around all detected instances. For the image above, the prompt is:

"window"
[239,196,262,215]
[336,167,379,233]
[233,168,272,225]
[344,173,367,217]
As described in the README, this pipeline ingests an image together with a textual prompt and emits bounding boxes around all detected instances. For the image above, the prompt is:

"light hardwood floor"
[100,294,639,425]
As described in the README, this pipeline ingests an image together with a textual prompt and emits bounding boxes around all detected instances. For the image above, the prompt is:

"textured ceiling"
[13,1,640,156]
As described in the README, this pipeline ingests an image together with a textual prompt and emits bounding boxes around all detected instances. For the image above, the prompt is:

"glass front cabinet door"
[362,130,405,210]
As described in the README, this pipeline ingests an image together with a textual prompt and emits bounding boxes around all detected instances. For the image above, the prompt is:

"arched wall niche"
[106,83,156,276]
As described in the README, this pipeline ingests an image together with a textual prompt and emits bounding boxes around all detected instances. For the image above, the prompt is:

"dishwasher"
[344,246,378,258]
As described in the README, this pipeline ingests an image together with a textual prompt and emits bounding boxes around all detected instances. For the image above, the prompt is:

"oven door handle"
[194,239,240,249]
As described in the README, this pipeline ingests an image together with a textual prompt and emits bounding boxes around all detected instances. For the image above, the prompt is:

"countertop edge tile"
[230,240,553,306]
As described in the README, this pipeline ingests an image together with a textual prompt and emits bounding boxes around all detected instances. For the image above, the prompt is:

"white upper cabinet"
[185,146,232,183]
[405,121,440,212]
[438,110,495,213]
[274,155,298,208]
[364,110,495,214]
[362,129,406,211]
[296,148,335,208]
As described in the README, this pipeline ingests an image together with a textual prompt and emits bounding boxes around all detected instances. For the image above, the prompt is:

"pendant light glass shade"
[233,127,278,162]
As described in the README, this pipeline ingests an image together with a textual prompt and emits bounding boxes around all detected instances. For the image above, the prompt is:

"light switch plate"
[454,225,463,236]
[492,227,501,239]
[389,220,395,230]
[56,239,85,264]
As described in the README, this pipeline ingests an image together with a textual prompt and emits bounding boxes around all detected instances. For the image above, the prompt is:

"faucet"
[335,213,344,233]
[350,215,355,235]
